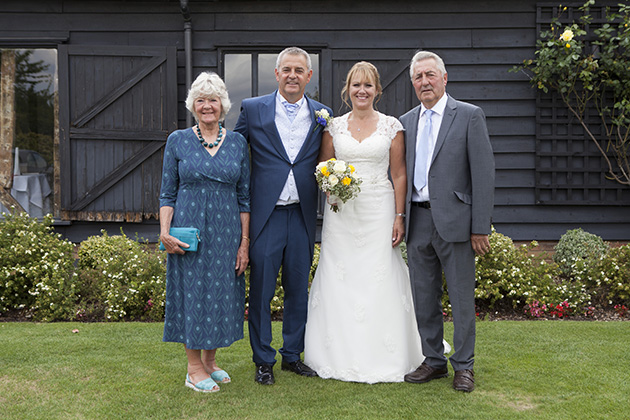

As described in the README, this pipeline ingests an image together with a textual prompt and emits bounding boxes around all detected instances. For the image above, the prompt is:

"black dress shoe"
[404,362,448,384]
[281,360,318,377]
[255,363,275,385]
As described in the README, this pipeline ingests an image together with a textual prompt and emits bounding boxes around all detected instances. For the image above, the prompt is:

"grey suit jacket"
[400,95,495,243]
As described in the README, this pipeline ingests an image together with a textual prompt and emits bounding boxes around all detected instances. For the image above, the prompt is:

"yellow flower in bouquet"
[315,158,362,212]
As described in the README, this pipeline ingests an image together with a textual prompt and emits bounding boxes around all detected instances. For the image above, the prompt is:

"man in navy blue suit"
[235,47,332,385]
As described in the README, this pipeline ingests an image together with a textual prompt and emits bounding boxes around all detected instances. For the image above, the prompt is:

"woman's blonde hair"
[341,61,382,109]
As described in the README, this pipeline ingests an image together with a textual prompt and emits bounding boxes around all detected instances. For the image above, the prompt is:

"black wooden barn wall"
[0,0,627,241]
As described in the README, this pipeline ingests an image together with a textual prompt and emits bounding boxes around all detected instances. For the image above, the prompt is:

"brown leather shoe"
[404,362,448,384]
[453,369,475,392]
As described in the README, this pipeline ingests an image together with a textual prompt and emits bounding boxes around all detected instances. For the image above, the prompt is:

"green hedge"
[1,213,628,321]
[76,229,166,321]
[0,212,76,321]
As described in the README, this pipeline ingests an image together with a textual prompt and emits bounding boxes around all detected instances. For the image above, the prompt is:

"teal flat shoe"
[185,374,219,393]
[210,369,231,384]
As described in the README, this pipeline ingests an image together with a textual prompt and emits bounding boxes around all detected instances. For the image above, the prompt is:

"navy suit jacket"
[234,91,332,248]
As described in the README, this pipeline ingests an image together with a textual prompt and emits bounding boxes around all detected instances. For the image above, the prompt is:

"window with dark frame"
[0,48,58,217]
[221,51,320,130]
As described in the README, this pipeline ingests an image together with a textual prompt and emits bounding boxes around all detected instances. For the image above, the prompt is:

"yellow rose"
[321,166,330,176]
[349,165,355,173]
[565,43,571,48]
[560,29,574,42]
[342,177,351,186]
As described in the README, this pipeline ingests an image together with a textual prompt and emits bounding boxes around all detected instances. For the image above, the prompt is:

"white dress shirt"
[412,93,448,202]
[275,92,310,205]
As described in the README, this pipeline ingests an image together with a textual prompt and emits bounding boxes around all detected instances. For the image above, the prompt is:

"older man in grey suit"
[400,51,495,392]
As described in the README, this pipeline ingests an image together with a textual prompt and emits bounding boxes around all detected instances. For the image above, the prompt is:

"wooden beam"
[0,49,16,189]
[380,59,410,91]
[68,140,164,211]
[0,188,23,213]
[69,127,169,141]
[72,54,166,128]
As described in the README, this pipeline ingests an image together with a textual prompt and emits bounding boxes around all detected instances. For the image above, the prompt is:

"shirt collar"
[277,92,306,109]
[420,93,448,118]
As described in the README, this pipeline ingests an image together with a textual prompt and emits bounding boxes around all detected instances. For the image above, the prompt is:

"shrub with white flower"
[436,226,593,317]
[76,229,166,321]
[0,211,76,321]
[315,158,362,212]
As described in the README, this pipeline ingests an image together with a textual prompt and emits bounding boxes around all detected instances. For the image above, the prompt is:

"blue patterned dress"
[159,128,250,350]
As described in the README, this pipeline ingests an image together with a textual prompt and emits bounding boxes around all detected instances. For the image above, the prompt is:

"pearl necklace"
[196,123,223,148]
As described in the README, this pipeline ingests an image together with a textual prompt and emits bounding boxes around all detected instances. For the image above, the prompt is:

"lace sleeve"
[325,113,345,137]
[383,115,405,141]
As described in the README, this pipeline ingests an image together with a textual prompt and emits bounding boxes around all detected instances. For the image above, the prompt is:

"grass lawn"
[0,320,628,419]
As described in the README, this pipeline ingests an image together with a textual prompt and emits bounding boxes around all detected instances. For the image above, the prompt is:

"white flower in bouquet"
[314,158,362,212]
[332,161,346,172]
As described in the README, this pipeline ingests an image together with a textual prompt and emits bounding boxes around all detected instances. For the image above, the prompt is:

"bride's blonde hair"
[341,61,383,110]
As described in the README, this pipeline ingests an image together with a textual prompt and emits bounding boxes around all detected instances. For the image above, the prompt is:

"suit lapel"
[406,106,421,172]
[259,92,290,162]
[294,96,319,163]
[432,95,457,165]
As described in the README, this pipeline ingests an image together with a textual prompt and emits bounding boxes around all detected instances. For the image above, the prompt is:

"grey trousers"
[407,205,476,371]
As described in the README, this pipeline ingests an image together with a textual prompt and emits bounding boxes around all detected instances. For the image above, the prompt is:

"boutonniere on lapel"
[313,109,333,133]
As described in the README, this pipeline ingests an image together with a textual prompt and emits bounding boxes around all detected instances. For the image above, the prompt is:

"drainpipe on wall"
[180,0,193,126]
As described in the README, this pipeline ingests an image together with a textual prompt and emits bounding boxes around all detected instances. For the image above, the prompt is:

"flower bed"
[1,212,628,321]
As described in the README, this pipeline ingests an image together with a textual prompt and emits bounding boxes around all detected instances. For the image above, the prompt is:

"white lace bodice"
[327,112,404,187]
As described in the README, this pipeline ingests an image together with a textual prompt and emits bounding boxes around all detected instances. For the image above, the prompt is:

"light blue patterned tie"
[283,102,299,122]
[414,109,433,192]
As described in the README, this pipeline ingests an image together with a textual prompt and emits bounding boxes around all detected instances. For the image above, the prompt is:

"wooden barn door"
[58,45,177,222]
[325,50,417,118]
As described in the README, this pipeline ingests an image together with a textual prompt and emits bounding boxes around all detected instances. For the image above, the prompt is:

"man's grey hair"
[276,47,312,71]
[409,51,447,78]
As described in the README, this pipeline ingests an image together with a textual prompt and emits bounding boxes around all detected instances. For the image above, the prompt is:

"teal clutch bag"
[159,227,201,252]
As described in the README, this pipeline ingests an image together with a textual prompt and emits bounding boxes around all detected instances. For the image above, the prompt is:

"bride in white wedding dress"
[304,62,446,383]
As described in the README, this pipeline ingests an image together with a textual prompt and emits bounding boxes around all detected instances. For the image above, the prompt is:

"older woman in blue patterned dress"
[159,72,250,393]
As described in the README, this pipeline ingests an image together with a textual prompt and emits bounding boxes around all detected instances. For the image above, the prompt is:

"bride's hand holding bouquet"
[315,158,362,212]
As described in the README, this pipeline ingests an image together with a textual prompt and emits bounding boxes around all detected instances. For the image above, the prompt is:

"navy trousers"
[248,204,313,365]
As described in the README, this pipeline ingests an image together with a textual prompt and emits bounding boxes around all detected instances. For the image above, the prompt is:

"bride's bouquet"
[315,158,362,212]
